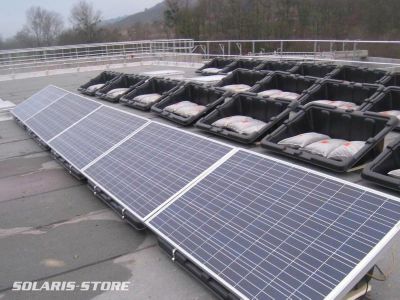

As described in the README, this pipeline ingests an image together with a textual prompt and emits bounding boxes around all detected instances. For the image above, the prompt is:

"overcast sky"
[0,0,164,38]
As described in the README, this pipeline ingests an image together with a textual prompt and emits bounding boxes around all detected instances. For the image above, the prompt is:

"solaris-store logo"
[12,281,131,291]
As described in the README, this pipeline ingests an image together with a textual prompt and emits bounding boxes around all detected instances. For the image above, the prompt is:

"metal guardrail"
[192,40,400,71]
[0,39,194,75]
[193,39,400,55]
[2,39,400,77]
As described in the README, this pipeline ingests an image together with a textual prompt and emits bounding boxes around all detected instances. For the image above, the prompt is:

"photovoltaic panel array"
[25,93,101,142]
[84,122,233,221]
[49,106,148,170]
[11,85,400,299]
[148,150,400,300]
[11,85,68,122]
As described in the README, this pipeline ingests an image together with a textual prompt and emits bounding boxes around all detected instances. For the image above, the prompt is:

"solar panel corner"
[157,237,242,300]
[12,115,27,129]
[50,150,86,181]
[25,93,101,142]
[87,181,146,230]
[26,129,51,150]
[325,220,400,300]
[11,86,68,122]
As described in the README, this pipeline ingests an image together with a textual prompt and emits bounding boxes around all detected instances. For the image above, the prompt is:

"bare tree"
[14,28,34,48]
[24,6,63,47]
[70,1,102,42]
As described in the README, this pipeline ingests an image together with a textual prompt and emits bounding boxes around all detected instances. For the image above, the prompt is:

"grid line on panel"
[47,105,104,143]
[85,123,232,220]
[160,157,395,248]
[154,158,396,258]
[12,86,67,121]
[81,122,151,171]
[49,106,148,170]
[25,93,101,142]
[153,161,342,298]
[149,150,400,300]
[287,199,384,300]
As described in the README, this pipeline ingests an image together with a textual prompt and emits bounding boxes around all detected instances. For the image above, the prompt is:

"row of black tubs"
[196,57,395,84]
[77,60,400,192]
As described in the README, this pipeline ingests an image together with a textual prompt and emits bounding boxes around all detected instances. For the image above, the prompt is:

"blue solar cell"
[25,93,101,142]
[11,86,67,122]
[84,123,233,220]
[148,150,400,300]
[49,106,148,169]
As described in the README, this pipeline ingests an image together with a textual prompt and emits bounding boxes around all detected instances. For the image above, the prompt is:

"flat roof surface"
[0,65,399,300]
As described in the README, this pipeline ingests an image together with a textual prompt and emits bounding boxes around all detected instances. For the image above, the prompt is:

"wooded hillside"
[164,0,400,40]
[2,0,400,53]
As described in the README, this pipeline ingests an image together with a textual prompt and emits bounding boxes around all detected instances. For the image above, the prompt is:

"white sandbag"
[267,91,299,100]
[239,123,267,135]
[212,116,253,128]
[310,100,335,106]
[258,89,282,97]
[174,104,206,117]
[278,132,330,148]
[164,101,197,113]
[133,93,162,105]
[106,88,129,98]
[388,169,400,178]
[338,102,359,110]
[379,110,400,120]
[268,91,286,99]
[87,83,105,92]
[221,84,251,93]
[228,119,267,135]
[304,139,348,157]
[310,100,358,110]
[202,67,222,74]
[327,141,366,160]
[278,91,300,101]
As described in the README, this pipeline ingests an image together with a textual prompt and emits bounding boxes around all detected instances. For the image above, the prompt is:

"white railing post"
[353,41,358,60]
[219,43,225,56]
[236,43,242,56]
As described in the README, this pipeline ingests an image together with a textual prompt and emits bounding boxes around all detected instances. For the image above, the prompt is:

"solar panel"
[25,93,101,142]
[49,106,149,170]
[11,86,68,122]
[147,150,400,300]
[83,123,233,221]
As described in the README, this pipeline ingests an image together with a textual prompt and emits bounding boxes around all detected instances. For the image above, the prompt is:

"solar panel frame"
[82,122,235,223]
[48,105,150,171]
[11,85,68,122]
[146,149,400,300]
[13,85,400,299]
[327,222,399,300]
[24,93,101,142]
